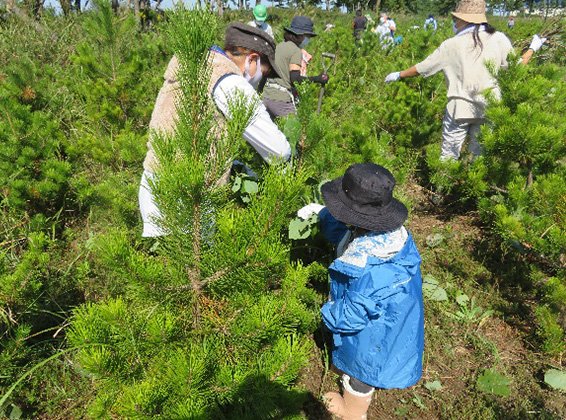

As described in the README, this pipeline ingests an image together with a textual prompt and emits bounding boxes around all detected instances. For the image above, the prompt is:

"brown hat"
[451,0,488,24]
[225,23,278,75]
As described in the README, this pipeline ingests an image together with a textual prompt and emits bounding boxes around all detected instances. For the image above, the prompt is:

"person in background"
[424,14,438,31]
[373,12,395,47]
[384,0,546,161]
[139,23,290,237]
[507,15,515,29]
[262,16,329,119]
[353,9,368,42]
[247,4,274,38]
[384,12,396,37]
[297,163,424,420]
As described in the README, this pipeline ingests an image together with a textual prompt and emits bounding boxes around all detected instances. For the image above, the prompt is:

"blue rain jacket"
[319,208,424,389]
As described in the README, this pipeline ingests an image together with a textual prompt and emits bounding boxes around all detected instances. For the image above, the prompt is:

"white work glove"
[297,203,324,220]
[529,34,547,52]
[384,71,401,83]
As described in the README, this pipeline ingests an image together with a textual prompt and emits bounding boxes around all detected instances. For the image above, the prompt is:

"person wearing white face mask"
[373,12,395,48]
[263,16,329,119]
[384,0,546,161]
[139,23,291,237]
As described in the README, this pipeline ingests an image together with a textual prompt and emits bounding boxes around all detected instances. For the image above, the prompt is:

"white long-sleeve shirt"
[213,74,291,162]
[415,29,513,120]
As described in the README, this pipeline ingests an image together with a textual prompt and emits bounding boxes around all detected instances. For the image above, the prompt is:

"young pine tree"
[68,8,321,418]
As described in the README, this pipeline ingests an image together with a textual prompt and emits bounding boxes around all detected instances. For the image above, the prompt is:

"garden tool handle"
[317,85,325,114]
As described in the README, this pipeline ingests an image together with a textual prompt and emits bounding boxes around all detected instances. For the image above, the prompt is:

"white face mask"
[244,55,262,90]
[380,17,386,24]
[452,22,458,34]
[299,36,310,48]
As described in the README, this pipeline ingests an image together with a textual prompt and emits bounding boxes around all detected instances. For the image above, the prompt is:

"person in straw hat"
[297,163,424,419]
[384,0,547,161]
[139,23,291,237]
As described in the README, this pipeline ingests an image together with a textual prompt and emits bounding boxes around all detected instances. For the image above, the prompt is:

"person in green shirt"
[263,16,329,119]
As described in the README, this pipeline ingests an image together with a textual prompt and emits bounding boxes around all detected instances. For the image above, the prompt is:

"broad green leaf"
[241,179,258,195]
[288,218,311,240]
[9,405,22,420]
[456,293,470,306]
[476,369,511,396]
[544,369,566,391]
[282,114,302,150]
[425,233,444,248]
[422,274,439,285]
[424,380,443,391]
[422,275,448,301]
[231,176,242,192]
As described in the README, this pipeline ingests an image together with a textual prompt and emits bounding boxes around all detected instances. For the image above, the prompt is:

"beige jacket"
[415,30,513,120]
[143,52,242,172]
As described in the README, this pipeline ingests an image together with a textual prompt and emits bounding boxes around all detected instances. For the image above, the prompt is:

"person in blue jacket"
[298,163,424,419]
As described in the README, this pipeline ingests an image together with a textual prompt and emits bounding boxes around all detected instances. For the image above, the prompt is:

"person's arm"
[520,34,546,65]
[385,44,444,83]
[318,207,349,245]
[290,70,329,85]
[384,66,420,83]
[400,66,419,78]
[321,273,383,334]
[213,75,291,162]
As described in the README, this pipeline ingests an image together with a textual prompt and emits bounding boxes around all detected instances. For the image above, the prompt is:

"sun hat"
[253,4,268,22]
[225,22,279,76]
[451,0,488,24]
[285,16,317,37]
[321,163,408,233]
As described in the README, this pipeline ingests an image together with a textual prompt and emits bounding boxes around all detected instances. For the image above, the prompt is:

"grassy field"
[0,5,564,419]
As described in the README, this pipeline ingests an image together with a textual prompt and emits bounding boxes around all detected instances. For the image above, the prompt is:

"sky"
[44,0,196,13]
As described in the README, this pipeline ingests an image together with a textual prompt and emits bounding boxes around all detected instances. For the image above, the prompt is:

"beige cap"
[451,0,488,24]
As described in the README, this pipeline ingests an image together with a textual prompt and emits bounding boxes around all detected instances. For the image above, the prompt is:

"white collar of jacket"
[336,226,408,268]
[455,24,486,37]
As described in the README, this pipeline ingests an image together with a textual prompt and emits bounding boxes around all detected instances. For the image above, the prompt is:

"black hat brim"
[321,177,408,233]
[284,27,317,37]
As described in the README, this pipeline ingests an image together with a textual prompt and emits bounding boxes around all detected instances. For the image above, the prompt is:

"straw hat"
[451,0,488,24]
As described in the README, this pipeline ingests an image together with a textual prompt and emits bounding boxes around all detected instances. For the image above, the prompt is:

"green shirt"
[264,41,302,102]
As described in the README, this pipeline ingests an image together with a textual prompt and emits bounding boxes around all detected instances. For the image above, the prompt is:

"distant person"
[140,23,290,237]
[247,4,274,38]
[424,14,438,31]
[384,0,547,161]
[383,12,396,37]
[507,16,515,29]
[353,9,368,41]
[263,16,329,118]
[373,12,395,47]
[298,163,424,420]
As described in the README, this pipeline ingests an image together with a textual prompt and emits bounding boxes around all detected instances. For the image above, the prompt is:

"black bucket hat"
[321,163,408,233]
[225,22,279,77]
[285,16,317,36]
